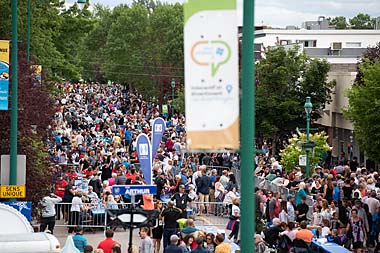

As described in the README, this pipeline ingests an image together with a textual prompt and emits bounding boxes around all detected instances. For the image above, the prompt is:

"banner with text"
[151,117,166,162]
[0,40,10,110]
[184,0,239,150]
[136,133,153,185]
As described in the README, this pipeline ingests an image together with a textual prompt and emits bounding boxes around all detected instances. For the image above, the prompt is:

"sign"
[112,185,157,195]
[0,185,26,198]
[136,133,153,185]
[184,0,239,150]
[0,40,9,110]
[162,104,168,115]
[1,155,27,185]
[4,201,32,221]
[151,117,166,162]
[299,155,307,166]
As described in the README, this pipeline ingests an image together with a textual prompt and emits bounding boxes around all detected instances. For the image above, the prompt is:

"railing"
[254,176,314,221]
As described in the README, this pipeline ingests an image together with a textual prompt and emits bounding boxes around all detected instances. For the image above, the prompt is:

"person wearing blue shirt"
[72,226,88,252]
[295,182,308,207]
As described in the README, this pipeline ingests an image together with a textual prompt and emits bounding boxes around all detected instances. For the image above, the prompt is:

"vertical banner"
[0,40,10,111]
[136,133,153,185]
[151,117,166,162]
[184,0,239,150]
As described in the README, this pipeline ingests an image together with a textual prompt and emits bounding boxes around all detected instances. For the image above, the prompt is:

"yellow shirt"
[215,242,231,253]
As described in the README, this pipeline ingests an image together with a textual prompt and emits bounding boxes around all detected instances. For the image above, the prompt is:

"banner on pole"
[184,0,240,150]
[0,40,10,111]
[151,117,166,162]
[136,133,153,185]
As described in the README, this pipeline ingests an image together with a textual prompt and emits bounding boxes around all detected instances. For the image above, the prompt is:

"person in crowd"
[196,166,211,216]
[181,219,200,239]
[139,227,154,253]
[346,208,367,253]
[296,196,309,223]
[180,234,195,252]
[40,192,62,234]
[152,201,164,253]
[97,230,120,253]
[295,221,313,245]
[72,226,88,252]
[84,245,94,253]
[69,191,83,233]
[215,233,231,253]
[171,184,192,218]
[280,221,297,242]
[190,237,210,253]
[164,235,183,253]
[161,201,182,249]
[205,233,216,252]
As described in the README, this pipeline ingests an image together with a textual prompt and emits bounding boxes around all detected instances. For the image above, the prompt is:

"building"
[254,27,380,166]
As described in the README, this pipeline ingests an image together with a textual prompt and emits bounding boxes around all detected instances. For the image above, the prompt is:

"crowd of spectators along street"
[254,153,380,253]
[39,82,242,253]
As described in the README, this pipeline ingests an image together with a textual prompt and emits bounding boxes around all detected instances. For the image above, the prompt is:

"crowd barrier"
[254,176,314,221]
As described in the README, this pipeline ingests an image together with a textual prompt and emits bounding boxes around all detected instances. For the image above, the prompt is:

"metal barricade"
[54,202,108,232]
[190,201,229,227]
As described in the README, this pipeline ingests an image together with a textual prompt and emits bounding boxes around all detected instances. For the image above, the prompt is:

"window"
[303,40,317,47]
[345,42,361,48]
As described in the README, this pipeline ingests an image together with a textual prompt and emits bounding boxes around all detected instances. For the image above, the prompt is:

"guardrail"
[254,176,314,221]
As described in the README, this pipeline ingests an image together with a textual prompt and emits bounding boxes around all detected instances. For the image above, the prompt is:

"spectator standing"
[346,208,367,253]
[296,196,308,223]
[97,230,120,253]
[139,227,154,253]
[72,226,88,252]
[69,192,83,234]
[196,167,211,215]
[286,195,296,222]
[40,193,62,234]
[171,184,192,219]
[161,201,182,249]
[164,235,183,253]
[191,237,210,253]
[214,233,231,253]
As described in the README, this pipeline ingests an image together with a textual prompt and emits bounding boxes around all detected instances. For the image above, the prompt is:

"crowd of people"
[254,155,380,253]
[40,81,380,253]
[39,82,241,252]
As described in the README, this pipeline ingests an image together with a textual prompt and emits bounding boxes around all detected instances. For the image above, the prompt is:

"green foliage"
[256,46,335,143]
[349,13,375,29]
[327,16,348,29]
[172,88,185,114]
[344,60,380,161]
[280,132,331,173]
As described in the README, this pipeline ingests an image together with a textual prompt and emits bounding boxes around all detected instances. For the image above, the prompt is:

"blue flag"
[136,133,153,185]
[151,117,166,162]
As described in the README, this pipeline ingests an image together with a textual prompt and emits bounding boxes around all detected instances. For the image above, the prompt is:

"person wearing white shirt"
[40,193,62,234]
[69,192,83,233]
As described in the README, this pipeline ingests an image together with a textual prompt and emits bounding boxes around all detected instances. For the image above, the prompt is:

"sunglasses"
[206,237,212,240]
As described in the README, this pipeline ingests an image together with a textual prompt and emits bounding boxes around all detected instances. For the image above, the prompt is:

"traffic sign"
[112,185,157,196]
[0,185,26,198]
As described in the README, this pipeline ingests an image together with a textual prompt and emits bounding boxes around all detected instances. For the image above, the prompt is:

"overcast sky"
[68,0,380,28]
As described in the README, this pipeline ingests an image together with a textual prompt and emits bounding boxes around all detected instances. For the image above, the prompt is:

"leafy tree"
[172,88,185,114]
[256,46,335,154]
[344,60,380,161]
[280,132,331,173]
[327,16,348,29]
[349,13,375,29]
[355,42,380,86]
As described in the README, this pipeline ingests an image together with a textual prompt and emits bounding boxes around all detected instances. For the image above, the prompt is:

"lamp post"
[304,97,313,177]
[171,79,175,116]
[77,0,86,10]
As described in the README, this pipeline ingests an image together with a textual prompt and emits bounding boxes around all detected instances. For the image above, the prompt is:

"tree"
[256,46,335,154]
[349,13,375,29]
[172,88,185,114]
[327,16,348,29]
[344,60,380,161]
[355,42,380,86]
[280,132,331,173]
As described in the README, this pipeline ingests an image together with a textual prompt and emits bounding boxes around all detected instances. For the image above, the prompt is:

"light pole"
[304,97,313,178]
[171,78,175,116]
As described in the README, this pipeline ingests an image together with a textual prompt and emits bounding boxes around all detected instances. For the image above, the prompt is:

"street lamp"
[171,79,175,116]
[77,0,86,10]
[304,97,313,177]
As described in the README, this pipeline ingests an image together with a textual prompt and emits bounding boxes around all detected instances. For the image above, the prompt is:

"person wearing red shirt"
[54,174,68,220]
[97,230,120,253]
[126,167,137,184]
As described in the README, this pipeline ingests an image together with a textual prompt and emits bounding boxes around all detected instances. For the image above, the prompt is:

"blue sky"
[67,0,380,28]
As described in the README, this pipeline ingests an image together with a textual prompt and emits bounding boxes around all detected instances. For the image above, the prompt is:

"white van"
[0,232,60,253]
